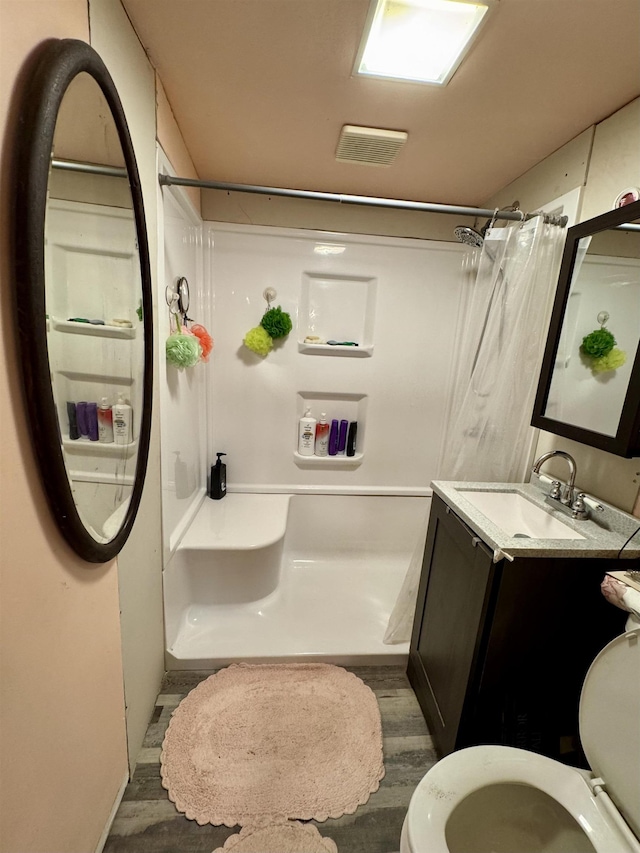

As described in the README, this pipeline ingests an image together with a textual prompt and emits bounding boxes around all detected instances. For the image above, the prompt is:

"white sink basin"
[459,491,586,540]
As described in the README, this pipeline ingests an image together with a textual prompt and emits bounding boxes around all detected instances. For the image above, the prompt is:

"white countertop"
[432,478,640,561]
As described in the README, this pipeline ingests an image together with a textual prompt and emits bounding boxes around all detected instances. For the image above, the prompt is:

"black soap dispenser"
[209,453,227,500]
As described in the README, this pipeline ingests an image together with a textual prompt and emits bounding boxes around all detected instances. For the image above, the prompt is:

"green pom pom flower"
[261,306,292,339]
[581,328,616,359]
[590,348,626,374]
[166,333,202,368]
[244,325,273,356]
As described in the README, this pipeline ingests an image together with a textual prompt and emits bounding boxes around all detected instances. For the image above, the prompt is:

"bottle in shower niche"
[113,394,132,445]
[97,397,114,443]
[328,419,339,456]
[298,407,316,456]
[66,402,79,440]
[76,401,89,439]
[314,413,330,456]
[86,402,99,441]
[346,421,358,457]
[338,419,348,454]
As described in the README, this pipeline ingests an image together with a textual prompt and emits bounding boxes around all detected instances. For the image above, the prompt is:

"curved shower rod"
[158,173,568,227]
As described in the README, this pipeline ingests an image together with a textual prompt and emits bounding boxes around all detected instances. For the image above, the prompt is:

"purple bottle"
[328,419,339,456]
[86,402,99,441]
[76,402,88,438]
[338,419,348,453]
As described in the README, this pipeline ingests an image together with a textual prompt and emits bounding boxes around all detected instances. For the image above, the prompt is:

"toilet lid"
[579,628,640,838]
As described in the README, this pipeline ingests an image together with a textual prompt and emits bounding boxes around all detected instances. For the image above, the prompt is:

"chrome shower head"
[454,225,484,247]
[454,202,522,247]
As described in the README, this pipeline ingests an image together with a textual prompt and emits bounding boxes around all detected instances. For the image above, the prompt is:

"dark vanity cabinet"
[407,494,625,766]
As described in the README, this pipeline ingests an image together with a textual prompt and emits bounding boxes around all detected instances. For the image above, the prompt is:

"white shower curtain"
[384,215,566,645]
[438,215,566,481]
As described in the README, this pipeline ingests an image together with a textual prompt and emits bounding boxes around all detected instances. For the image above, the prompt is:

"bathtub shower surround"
[161,222,464,667]
[164,494,429,667]
[207,224,464,492]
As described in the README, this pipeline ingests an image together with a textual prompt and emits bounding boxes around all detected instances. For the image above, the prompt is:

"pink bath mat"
[212,821,337,852]
[160,662,384,826]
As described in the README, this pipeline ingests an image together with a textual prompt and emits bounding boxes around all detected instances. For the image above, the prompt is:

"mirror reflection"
[45,72,144,542]
[543,219,640,437]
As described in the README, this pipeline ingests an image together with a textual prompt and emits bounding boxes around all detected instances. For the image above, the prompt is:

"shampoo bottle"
[76,401,88,439]
[338,419,348,453]
[97,397,114,443]
[346,421,358,457]
[113,394,132,445]
[298,408,316,456]
[67,402,79,440]
[328,419,339,456]
[314,413,330,456]
[209,452,227,499]
[86,402,99,441]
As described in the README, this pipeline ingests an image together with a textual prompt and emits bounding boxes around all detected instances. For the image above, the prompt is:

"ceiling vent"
[335,125,408,166]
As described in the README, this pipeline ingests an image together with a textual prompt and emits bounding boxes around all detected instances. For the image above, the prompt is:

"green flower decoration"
[590,348,626,374]
[243,325,273,357]
[580,327,615,359]
[261,306,292,339]
[166,333,201,368]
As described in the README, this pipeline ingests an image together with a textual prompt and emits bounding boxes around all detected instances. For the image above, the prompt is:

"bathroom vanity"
[407,480,639,767]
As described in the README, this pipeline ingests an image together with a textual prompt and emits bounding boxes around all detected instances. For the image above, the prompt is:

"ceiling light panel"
[356,0,491,86]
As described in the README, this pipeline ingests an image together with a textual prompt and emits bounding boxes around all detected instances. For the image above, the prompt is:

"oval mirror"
[13,39,153,562]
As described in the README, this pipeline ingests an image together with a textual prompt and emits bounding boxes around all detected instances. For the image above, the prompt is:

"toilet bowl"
[401,628,640,853]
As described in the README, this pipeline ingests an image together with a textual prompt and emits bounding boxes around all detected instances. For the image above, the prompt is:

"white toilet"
[401,628,640,853]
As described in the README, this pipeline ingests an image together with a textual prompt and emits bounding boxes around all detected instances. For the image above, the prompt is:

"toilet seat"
[404,629,640,853]
[403,745,637,853]
[580,629,640,840]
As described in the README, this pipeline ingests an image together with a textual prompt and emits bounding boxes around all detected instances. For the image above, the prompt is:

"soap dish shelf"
[293,451,363,467]
[298,342,373,357]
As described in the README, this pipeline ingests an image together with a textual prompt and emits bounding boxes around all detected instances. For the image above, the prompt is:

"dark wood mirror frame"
[12,39,153,562]
[531,198,640,458]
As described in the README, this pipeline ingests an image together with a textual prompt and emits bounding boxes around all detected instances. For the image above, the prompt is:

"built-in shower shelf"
[51,318,136,339]
[293,451,363,467]
[62,436,138,456]
[297,342,373,357]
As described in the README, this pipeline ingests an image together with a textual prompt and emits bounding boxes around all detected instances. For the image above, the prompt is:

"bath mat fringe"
[161,662,384,826]
[212,820,338,853]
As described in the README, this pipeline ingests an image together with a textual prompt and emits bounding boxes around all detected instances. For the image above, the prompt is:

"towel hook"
[165,276,190,316]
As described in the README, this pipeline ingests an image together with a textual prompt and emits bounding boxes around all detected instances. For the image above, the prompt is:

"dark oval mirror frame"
[531,198,640,458]
[12,38,153,563]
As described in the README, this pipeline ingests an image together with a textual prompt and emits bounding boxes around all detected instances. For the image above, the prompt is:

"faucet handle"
[581,494,605,513]
[571,493,590,520]
[549,480,562,500]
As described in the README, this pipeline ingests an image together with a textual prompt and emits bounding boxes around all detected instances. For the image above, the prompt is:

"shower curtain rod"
[52,158,128,179]
[158,173,569,226]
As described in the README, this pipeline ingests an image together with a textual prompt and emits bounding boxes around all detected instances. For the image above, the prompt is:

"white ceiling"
[122,0,640,206]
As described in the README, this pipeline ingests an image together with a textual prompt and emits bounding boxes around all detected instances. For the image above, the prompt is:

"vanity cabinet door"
[408,494,497,755]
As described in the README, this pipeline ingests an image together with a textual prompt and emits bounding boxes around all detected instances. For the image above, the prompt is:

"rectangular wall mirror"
[532,198,640,457]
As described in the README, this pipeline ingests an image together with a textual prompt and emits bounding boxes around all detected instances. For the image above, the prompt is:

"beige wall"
[0,0,171,849]
[484,98,640,513]
[88,0,165,779]
[0,3,130,852]
[156,77,201,214]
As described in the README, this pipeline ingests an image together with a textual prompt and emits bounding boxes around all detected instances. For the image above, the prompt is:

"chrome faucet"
[532,450,605,521]
[532,450,577,506]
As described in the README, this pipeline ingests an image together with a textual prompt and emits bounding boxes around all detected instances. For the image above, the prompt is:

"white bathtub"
[163,493,430,668]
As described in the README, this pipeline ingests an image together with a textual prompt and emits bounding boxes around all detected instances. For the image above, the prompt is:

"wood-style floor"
[104,666,438,853]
